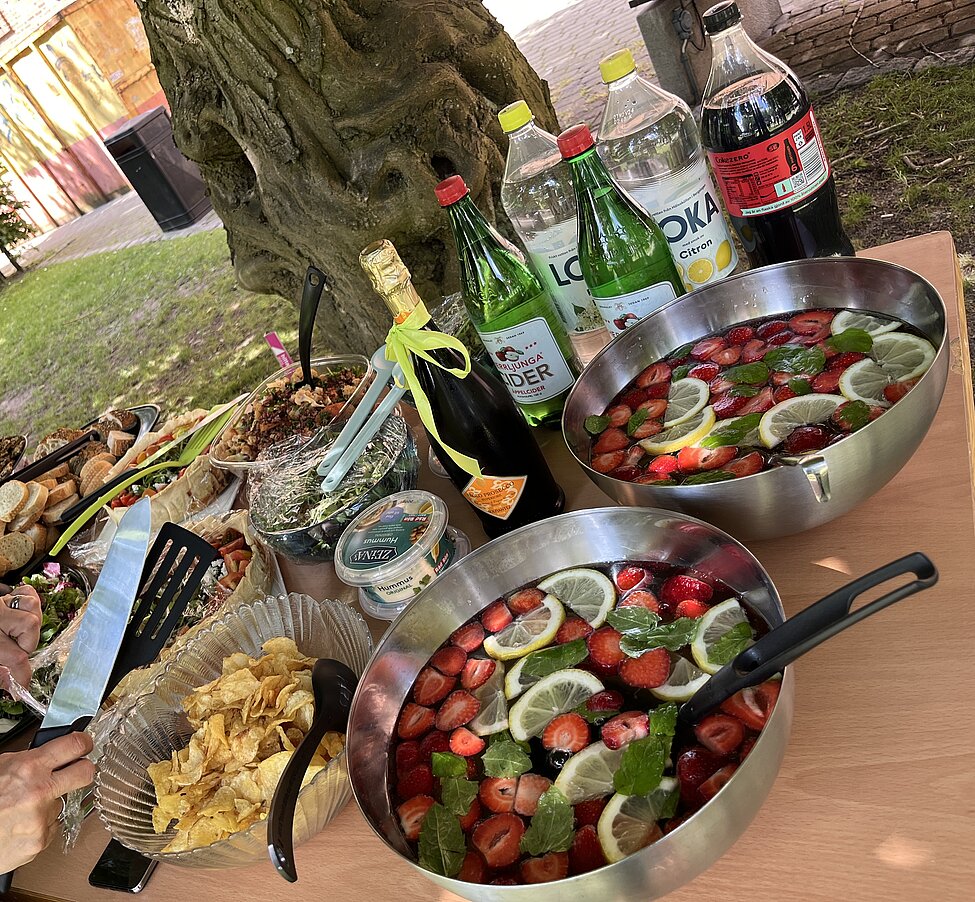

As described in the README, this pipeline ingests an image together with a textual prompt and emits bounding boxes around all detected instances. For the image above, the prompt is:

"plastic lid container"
[599,49,636,84]
[335,490,469,620]
[498,100,532,133]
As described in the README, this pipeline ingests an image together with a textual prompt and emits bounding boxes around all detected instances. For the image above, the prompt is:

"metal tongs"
[317,346,406,492]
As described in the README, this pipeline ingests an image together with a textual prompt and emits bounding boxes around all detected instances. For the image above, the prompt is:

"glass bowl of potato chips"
[94,592,373,867]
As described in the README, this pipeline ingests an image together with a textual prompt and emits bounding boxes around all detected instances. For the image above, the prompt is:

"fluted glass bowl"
[94,593,373,868]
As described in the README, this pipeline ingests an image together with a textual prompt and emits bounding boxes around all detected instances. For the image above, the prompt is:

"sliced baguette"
[80,459,113,497]
[0,552,10,577]
[9,482,49,530]
[0,481,29,523]
[24,522,48,556]
[38,478,57,491]
[39,463,70,481]
[46,480,78,507]
[107,431,135,457]
[42,494,79,525]
[0,532,34,569]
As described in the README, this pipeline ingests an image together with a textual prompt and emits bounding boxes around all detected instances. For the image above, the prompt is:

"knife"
[0,497,151,895]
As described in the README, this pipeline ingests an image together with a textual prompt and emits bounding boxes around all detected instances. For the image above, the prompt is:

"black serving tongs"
[678,552,938,730]
[295,265,329,389]
[267,658,358,882]
[2,430,99,486]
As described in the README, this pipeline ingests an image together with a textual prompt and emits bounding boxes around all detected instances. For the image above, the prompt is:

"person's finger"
[9,586,43,618]
[0,631,31,686]
[45,796,62,827]
[49,757,96,799]
[32,732,94,774]
[0,605,42,652]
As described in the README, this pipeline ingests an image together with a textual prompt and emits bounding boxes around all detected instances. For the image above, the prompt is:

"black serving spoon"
[267,658,358,882]
[677,552,938,730]
[296,265,329,389]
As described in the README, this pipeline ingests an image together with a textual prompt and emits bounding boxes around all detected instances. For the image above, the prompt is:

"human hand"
[0,586,42,687]
[0,732,95,872]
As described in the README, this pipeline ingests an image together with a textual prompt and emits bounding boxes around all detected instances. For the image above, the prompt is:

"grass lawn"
[0,229,300,448]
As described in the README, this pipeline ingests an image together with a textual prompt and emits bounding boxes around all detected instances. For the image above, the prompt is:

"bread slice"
[92,453,117,465]
[42,494,79,525]
[107,430,135,457]
[80,459,113,497]
[38,478,57,491]
[0,481,29,523]
[9,482,49,531]
[0,552,10,577]
[45,525,60,552]
[0,532,34,569]
[24,522,47,555]
[46,479,78,507]
[39,463,70,481]
[0,520,5,537]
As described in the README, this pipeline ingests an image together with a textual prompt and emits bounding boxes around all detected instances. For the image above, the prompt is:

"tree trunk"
[135,0,557,355]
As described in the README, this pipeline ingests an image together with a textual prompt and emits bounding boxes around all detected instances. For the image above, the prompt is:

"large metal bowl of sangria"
[561,257,948,539]
[346,507,795,900]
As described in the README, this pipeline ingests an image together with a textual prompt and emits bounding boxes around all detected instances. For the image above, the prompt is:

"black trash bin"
[105,107,213,232]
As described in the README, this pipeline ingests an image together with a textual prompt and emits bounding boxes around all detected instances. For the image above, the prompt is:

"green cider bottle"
[436,175,579,428]
[557,124,686,337]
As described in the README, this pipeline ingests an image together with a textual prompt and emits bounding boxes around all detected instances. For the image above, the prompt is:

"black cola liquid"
[702,72,854,267]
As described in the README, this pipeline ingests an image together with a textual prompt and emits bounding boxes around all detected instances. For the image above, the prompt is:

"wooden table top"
[10,231,975,901]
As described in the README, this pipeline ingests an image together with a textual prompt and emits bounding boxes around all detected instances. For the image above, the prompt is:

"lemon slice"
[597,778,680,863]
[691,599,751,675]
[830,310,900,337]
[663,377,709,428]
[870,331,936,382]
[757,394,845,448]
[649,656,711,702]
[639,406,716,455]
[537,568,616,628]
[468,658,509,736]
[483,595,565,661]
[504,656,534,700]
[553,741,625,804]
[508,669,603,741]
[838,358,891,407]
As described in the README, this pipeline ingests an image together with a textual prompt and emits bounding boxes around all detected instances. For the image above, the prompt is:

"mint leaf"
[668,342,694,362]
[488,730,531,754]
[585,415,609,435]
[520,787,574,856]
[607,607,661,635]
[620,617,699,655]
[418,803,466,877]
[482,739,532,778]
[827,328,873,353]
[763,345,826,376]
[701,412,762,448]
[572,703,610,724]
[649,703,678,736]
[724,362,769,385]
[660,784,680,819]
[726,384,760,398]
[521,638,588,679]
[671,363,694,382]
[441,777,478,817]
[682,470,736,485]
[834,399,870,431]
[613,735,669,795]
[626,408,649,437]
[787,377,812,396]
[707,621,754,667]
[431,752,468,778]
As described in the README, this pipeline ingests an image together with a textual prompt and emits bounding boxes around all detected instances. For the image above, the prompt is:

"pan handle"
[679,553,937,727]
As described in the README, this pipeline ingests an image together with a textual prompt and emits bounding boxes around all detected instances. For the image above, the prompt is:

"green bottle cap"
[599,49,636,84]
[498,100,533,133]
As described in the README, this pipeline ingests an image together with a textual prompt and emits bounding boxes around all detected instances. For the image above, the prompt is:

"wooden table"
[11,232,975,901]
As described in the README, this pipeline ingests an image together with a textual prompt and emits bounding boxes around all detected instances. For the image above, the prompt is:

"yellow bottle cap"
[600,49,636,84]
[498,100,533,133]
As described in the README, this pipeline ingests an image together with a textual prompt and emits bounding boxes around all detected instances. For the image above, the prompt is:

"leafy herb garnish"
[763,345,826,376]
[827,328,873,353]
[668,342,694,362]
[482,739,533,778]
[726,384,760,398]
[521,639,588,679]
[431,752,468,778]
[620,617,700,656]
[787,377,813,396]
[613,704,678,795]
[607,607,660,634]
[520,787,574,856]
[418,803,466,877]
[682,470,736,485]
[626,408,650,437]
[724,362,769,385]
[441,777,478,817]
[701,412,762,448]
[585,415,609,435]
[834,399,871,431]
[707,621,754,667]
[671,363,694,382]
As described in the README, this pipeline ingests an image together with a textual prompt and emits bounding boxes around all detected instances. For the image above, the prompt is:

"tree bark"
[135,0,557,354]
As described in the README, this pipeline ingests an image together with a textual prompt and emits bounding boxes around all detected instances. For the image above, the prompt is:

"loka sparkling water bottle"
[597,49,738,290]
[499,101,610,366]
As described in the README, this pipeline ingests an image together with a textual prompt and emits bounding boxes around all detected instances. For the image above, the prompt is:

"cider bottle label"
[462,474,528,520]
[593,282,679,336]
[707,108,830,218]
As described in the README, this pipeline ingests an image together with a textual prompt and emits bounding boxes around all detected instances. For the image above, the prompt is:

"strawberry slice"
[646,455,679,476]
[738,735,757,760]
[606,404,633,427]
[450,622,485,653]
[773,382,806,403]
[827,351,867,371]
[756,319,788,339]
[593,427,629,453]
[766,330,795,346]
[591,451,626,474]
[569,825,607,875]
[712,393,748,419]
[691,337,727,360]
[674,599,710,618]
[631,418,662,440]
[472,813,525,869]
[600,711,650,750]
[481,600,513,633]
[431,645,467,676]
[676,445,737,473]
[660,574,713,605]
[688,362,721,381]
[884,379,918,403]
[419,729,451,759]
[450,726,486,757]
[541,713,590,753]
[637,398,668,418]
[789,310,834,335]
[397,794,435,841]
[521,851,568,884]
[458,850,487,882]
[413,667,456,706]
[573,798,608,827]
[637,362,672,387]
[676,746,723,805]
[709,376,735,395]
[479,777,518,814]
[397,703,435,739]
[609,465,641,483]
[724,451,764,478]
[620,647,670,688]
[586,626,626,668]
[509,587,545,615]
[811,370,841,393]
[618,589,660,612]
[556,616,594,644]
[799,325,831,345]
[737,386,774,416]
[726,325,756,344]
[586,689,624,712]
[694,713,745,755]
[644,382,671,400]
[461,657,497,690]
[720,680,781,730]
[698,763,738,801]
[710,345,742,366]
[459,797,482,833]
[783,425,830,454]
[741,339,768,363]
[396,763,433,800]
[514,773,553,816]
[396,740,421,777]
[435,690,480,731]
[615,566,647,592]
[770,370,794,386]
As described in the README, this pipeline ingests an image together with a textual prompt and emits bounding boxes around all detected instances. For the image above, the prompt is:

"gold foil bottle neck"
[359,239,411,298]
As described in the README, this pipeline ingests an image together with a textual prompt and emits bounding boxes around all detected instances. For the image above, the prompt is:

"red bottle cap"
[435,175,469,206]
[557,124,595,159]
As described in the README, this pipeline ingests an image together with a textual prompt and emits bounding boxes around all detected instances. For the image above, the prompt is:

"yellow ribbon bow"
[384,301,483,478]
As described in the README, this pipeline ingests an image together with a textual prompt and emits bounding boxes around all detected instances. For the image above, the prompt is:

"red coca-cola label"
[707,109,830,218]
